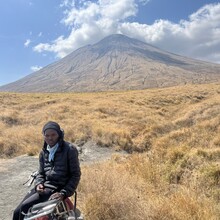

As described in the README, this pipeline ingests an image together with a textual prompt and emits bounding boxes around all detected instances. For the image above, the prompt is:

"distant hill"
[1,34,220,92]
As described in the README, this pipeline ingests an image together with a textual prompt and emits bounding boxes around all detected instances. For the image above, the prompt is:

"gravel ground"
[0,141,126,219]
[0,155,38,220]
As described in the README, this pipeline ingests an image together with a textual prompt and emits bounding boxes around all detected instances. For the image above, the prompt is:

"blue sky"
[0,0,220,86]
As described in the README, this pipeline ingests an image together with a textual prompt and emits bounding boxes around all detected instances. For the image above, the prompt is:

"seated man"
[13,121,81,220]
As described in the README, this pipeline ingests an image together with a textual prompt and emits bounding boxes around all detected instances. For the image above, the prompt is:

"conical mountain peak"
[0,34,220,92]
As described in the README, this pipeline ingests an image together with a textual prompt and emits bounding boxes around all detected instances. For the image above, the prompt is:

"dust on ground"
[0,141,127,220]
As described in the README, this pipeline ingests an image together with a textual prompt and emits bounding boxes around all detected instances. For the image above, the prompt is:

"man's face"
[44,129,60,147]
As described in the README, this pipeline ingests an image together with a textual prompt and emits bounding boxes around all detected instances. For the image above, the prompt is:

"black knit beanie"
[42,121,63,138]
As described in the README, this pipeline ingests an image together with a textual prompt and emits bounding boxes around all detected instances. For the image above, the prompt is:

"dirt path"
[0,155,38,220]
[0,141,125,219]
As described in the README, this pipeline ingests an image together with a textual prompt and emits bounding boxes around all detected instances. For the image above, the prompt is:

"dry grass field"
[0,83,220,219]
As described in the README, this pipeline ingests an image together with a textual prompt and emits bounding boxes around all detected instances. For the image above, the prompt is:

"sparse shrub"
[197,149,220,161]
[196,164,220,202]
[94,128,133,152]
[151,123,174,136]
[132,138,152,152]
[27,151,37,156]
[4,144,20,157]
[201,165,220,186]
[175,117,194,128]
[96,107,119,116]
[197,149,209,158]
[1,116,20,126]
[167,148,186,164]
[0,110,21,126]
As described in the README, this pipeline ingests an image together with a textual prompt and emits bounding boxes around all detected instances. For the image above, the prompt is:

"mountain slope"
[1,34,220,92]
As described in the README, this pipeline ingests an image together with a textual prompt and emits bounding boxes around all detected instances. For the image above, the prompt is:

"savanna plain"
[0,83,220,220]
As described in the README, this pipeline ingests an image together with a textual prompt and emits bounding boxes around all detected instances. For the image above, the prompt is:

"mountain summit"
[1,34,220,92]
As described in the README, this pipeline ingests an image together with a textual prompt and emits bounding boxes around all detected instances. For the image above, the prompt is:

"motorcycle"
[22,171,84,220]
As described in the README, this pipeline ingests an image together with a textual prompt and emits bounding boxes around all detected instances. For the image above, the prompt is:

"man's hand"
[49,192,64,200]
[36,184,44,193]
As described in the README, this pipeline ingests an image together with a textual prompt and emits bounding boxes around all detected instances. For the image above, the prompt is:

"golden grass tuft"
[78,154,219,219]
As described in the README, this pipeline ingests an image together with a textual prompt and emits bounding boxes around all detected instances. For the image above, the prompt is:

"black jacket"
[36,140,81,197]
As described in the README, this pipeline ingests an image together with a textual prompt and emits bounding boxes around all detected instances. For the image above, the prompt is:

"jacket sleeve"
[35,150,45,186]
[60,145,81,197]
